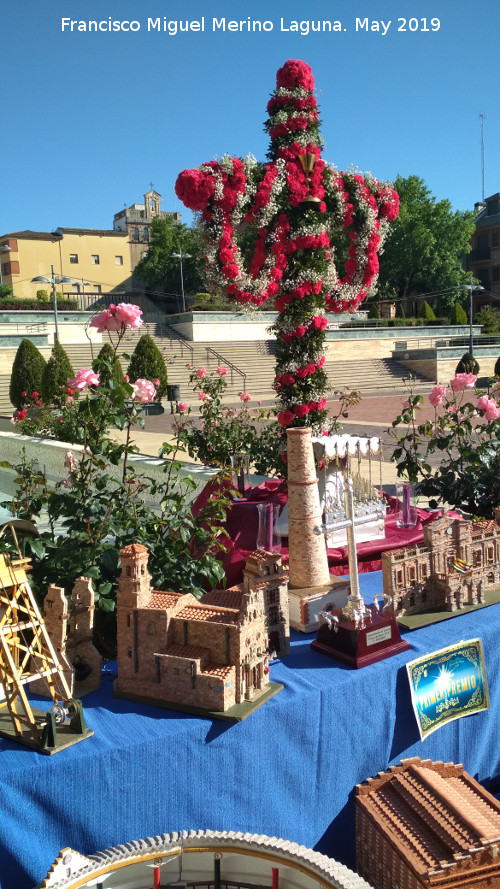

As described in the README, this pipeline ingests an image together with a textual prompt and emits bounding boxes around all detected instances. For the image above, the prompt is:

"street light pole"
[31,267,76,343]
[172,250,191,314]
[459,274,485,359]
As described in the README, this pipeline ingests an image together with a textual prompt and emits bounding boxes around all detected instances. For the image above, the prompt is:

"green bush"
[395,302,406,319]
[127,334,168,400]
[456,352,480,375]
[495,356,500,377]
[41,340,75,404]
[0,284,14,299]
[92,342,124,387]
[449,302,467,324]
[9,339,47,408]
[36,289,50,303]
[418,300,436,320]
[367,303,379,319]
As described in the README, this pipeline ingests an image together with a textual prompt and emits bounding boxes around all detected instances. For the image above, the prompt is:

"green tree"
[456,353,479,374]
[41,340,74,404]
[134,216,204,303]
[367,303,379,319]
[449,302,467,324]
[475,305,500,335]
[418,300,436,321]
[9,339,47,408]
[377,175,475,312]
[92,342,124,387]
[395,302,406,319]
[0,284,13,299]
[127,334,168,400]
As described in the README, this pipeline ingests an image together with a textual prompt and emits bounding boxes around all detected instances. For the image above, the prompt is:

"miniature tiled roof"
[149,591,184,609]
[356,758,500,875]
[471,520,500,536]
[201,663,234,679]
[201,587,244,609]
[162,644,210,662]
[175,604,240,624]
[120,543,149,556]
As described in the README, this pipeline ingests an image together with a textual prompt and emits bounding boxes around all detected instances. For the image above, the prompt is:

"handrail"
[395,335,500,351]
[204,346,247,390]
[159,324,194,362]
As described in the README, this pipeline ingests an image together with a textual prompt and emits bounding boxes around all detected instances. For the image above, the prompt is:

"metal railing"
[204,346,247,389]
[159,324,194,362]
[395,335,500,351]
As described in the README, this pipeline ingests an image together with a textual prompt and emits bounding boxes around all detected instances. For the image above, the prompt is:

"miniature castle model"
[355,757,500,889]
[202,550,290,658]
[31,577,102,696]
[114,544,282,715]
[382,509,500,615]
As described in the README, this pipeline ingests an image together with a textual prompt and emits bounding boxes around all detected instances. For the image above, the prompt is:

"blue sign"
[406,638,489,740]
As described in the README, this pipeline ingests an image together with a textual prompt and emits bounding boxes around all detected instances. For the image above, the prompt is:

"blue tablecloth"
[2,571,500,889]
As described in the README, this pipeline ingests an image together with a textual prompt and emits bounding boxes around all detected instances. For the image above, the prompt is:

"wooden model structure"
[382,509,500,616]
[356,757,500,889]
[202,550,290,658]
[114,544,282,720]
[0,549,92,753]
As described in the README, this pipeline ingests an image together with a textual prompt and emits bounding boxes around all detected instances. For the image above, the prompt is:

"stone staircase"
[0,331,433,417]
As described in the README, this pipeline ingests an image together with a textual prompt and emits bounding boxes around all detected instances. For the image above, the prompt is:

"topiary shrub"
[495,356,500,377]
[127,334,168,400]
[367,303,379,319]
[41,340,74,404]
[449,302,467,324]
[92,342,124,388]
[36,289,50,303]
[456,352,480,375]
[395,302,406,319]
[418,300,436,321]
[9,339,47,408]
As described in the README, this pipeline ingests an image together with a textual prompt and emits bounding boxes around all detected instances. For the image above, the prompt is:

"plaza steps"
[0,335,434,417]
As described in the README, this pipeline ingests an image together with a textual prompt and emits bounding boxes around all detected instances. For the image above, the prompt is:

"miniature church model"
[382,509,500,616]
[114,544,282,719]
[356,757,500,889]
[202,550,290,658]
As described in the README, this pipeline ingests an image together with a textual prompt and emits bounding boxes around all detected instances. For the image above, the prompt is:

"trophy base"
[310,605,410,668]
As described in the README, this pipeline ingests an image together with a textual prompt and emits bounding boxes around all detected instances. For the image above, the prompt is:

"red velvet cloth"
[192,480,457,587]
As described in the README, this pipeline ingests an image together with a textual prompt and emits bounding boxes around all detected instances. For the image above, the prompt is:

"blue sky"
[2,0,498,234]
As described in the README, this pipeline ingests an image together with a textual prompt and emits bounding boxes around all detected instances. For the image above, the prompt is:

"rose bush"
[390,374,500,518]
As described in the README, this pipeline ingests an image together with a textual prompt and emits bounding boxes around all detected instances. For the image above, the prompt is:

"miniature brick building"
[355,757,500,889]
[382,511,500,615]
[202,550,290,658]
[114,544,274,713]
[30,577,102,696]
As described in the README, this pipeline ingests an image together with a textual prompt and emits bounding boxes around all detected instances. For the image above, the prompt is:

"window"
[142,228,149,242]
[408,565,416,583]
[92,285,101,294]
[69,253,78,264]
[395,569,404,587]
[131,227,139,242]
[91,254,99,265]
[115,255,123,265]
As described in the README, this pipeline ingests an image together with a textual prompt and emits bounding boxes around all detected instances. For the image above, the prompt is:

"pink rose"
[216,366,227,376]
[277,409,294,427]
[114,303,143,329]
[131,378,156,404]
[450,373,477,391]
[63,450,78,471]
[429,384,449,407]
[239,392,251,403]
[477,395,500,421]
[196,367,207,378]
[67,369,100,392]
[177,401,187,413]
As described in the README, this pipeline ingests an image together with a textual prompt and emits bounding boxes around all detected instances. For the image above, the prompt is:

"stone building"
[466,192,500,304]
[382,512,500,615]
[356,757,500,889]
[202,550,290,658]
[114,544,274,714]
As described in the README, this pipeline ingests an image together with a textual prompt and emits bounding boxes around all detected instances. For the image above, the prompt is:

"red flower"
[277,409,294,427]
[293,404,310,418]
[276,59,315,92]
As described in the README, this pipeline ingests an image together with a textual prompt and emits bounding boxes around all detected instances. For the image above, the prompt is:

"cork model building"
[114,544,282,717]
[355,757,500,889]
[382,510,500,616]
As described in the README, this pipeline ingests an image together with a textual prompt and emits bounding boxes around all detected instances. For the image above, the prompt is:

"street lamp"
[172,249,191,314]
[459,274,485,358]
[31,265,75,342]
[0,244,11,286]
